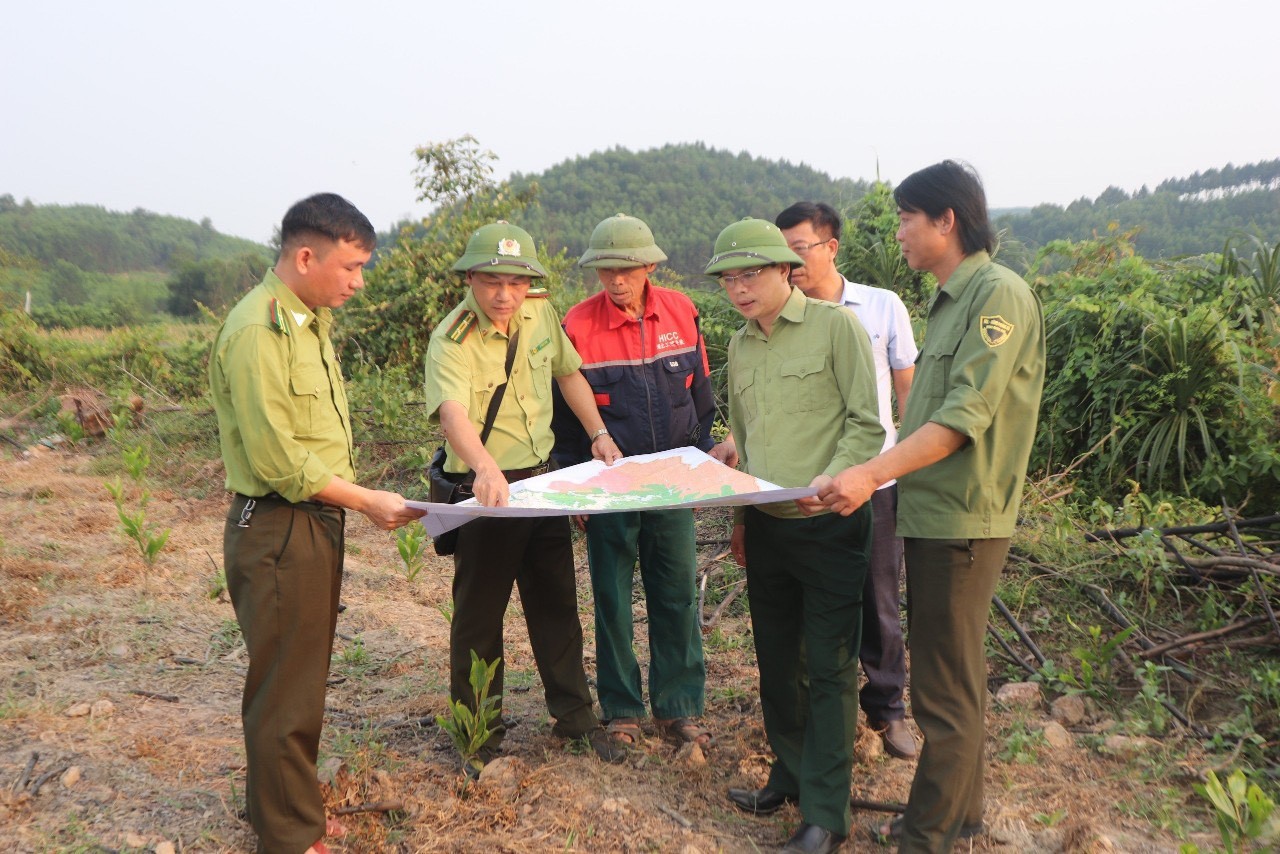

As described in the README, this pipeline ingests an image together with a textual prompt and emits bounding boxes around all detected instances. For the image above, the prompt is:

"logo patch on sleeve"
[980,315,1014,347]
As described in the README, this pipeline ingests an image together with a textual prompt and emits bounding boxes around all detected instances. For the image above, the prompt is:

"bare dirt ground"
[0,448,1220,853]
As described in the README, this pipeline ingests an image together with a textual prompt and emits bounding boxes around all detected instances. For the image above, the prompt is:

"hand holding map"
[407,447,817,538]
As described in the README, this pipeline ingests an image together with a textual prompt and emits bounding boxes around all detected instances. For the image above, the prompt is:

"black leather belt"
[234,492,333,513]
[502,463,548,483]
[439,462,548,488]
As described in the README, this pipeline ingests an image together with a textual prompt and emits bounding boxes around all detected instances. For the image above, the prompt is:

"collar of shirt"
[839,276,869,308]
[935,250,992,306]
[463,288,534,339]
[604,280,659,330]
[744,285,806,341]
[262,269,324,332]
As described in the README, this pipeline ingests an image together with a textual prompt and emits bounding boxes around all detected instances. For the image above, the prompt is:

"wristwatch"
[590,428,610,441]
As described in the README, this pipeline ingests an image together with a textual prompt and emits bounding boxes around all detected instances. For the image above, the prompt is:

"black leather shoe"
[727,786,796,815]
[781,822,846,853]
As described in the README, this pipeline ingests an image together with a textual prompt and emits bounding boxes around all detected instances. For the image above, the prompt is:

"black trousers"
[450,514,598,745]
[744,505,872,837]
[225,493,344,854]
[859,485,908,722]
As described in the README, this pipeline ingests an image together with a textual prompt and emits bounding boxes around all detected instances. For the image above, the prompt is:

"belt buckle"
[236,497,257,528]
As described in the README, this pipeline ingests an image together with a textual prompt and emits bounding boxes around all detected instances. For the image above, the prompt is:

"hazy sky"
[4,0,1276,245]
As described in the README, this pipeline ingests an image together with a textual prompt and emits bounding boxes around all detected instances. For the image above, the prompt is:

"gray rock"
[994,681,1043,709]
[1101,734,1154,757]
[1041,721,1072,749]
[1050,693,1087,726]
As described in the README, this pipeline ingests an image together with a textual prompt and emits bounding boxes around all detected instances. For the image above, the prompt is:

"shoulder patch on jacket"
[268,298,289,335]
[527,283,549,298]
[980,315,1014,347]
[445,310,478,344]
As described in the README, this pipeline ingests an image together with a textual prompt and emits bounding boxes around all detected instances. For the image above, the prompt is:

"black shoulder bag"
[427,330,520,555]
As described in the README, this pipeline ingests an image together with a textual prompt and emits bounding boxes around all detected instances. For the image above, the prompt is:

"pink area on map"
[543,457,762,495]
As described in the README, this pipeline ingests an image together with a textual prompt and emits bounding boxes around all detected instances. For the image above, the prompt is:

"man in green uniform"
[424,221,624,766]
[711,218,884,854]
[816,161,1046,852]
[210,193,424,854]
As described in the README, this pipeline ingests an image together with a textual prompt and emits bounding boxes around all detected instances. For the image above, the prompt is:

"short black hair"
[280,193,376,255]
[894,161,995,256]
[776,201,842,242]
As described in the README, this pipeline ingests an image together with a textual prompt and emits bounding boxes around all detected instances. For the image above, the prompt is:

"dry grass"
[0,447,1222,852]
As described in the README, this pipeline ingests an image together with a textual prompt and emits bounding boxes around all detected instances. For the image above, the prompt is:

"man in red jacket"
[552,214,728,753]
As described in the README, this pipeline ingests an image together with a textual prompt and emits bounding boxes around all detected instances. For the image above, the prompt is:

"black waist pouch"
[426,446,473,556]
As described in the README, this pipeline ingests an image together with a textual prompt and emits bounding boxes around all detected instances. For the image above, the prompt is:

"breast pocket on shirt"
[779,353,830,412]
[474,366,508,414]
[732,368,758,426]
[662,355,695,409]
[588,366,629,418]
[919,327,965,401]
[290,370,327,436]
[527,349,552,399]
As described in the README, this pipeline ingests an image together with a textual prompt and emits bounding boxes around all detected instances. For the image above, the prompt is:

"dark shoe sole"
[727,788,796,815]
[869,816,984,844]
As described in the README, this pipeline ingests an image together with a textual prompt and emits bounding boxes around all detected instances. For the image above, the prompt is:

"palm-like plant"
[1115,307,1244,491]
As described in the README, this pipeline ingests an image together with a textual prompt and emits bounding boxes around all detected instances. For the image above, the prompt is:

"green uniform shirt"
[425,290,582,473]
[209,270,356,503]
[728,286,885,520]
[897,251,1046,539]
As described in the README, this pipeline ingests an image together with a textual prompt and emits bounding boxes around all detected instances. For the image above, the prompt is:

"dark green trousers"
[899,537,1009,854]
[450,515,599,745]
[225,494,344,854]
[585,509,706,720]
[743,505,872,837]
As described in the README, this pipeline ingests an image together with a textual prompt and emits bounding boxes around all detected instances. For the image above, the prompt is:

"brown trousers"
[225,494,344,854]
[899,537,1009,854]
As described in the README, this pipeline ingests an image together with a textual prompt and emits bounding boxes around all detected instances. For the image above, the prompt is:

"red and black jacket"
[552,283,716,466]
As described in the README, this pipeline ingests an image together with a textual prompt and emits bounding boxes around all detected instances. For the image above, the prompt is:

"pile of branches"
[992,509,1279,738]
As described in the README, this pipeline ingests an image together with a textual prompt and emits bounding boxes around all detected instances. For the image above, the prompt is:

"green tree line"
[0,195,265,273]
[510,142,870,279]
[0,196,270,324]
[995,158,1280,260]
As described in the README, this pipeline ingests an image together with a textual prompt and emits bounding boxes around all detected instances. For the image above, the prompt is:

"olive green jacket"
[729,286,884,519]
[898,252,1046,539]
[209,270,355,503]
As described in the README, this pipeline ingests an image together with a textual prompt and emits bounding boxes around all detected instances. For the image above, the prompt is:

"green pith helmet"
[703,217,805,275]
[578,213,668,268]
[451,221,548,277]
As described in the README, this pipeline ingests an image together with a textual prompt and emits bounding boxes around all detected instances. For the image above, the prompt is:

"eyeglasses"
[789,240,831,257]
[719,266,770,286]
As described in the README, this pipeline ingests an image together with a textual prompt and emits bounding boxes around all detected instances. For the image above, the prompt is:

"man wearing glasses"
[712,218,884,854]
[778,201,919,761]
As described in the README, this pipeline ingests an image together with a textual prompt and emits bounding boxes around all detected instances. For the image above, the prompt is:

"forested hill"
[997,158,1280,258]
[0,195,270,325]
[0,195,268,274]
[509,143,871,277]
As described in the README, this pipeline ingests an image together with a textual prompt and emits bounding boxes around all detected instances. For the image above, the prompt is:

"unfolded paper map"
[407,447,816,538]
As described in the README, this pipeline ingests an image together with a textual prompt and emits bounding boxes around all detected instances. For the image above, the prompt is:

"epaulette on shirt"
[445,310,478,343]
[527,283,549,298]
[268,298,289,334]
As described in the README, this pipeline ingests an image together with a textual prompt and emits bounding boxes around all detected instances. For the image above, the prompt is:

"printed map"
[408,447,816,538]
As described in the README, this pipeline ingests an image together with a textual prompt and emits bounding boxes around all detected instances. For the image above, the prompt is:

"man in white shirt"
[778,201,919,759]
